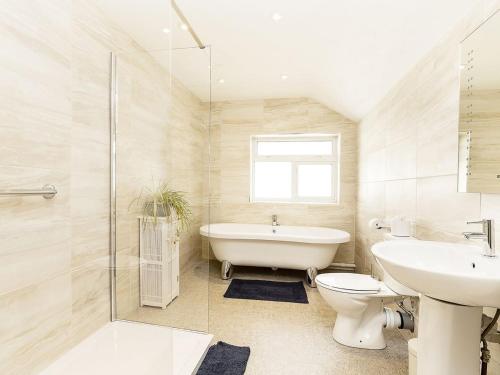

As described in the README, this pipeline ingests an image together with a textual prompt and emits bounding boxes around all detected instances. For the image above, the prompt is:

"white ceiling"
[95,0,480,121]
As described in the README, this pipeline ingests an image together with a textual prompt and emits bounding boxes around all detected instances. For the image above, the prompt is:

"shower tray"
[38,321,213,375]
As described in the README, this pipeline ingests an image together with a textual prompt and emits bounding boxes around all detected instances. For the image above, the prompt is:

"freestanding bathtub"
[200,223,350,287]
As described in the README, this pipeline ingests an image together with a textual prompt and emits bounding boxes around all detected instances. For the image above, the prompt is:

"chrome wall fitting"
[0,184,57,199]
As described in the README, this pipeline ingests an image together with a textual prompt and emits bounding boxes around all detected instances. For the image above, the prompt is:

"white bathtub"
[200,223,350,286]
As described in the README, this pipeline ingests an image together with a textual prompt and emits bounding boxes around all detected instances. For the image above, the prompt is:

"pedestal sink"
[371,240,500,375]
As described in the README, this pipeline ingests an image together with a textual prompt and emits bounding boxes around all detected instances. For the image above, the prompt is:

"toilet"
[317,235,418,350]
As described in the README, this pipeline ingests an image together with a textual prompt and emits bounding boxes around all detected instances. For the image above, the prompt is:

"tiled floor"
[489,339,500,374]
[127,259,210,333]
[127,259,411,374]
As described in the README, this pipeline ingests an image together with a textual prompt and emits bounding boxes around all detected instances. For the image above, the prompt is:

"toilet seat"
[316,273,397,297]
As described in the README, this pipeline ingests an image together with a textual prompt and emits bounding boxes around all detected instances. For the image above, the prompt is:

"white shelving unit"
[139,217,180,309]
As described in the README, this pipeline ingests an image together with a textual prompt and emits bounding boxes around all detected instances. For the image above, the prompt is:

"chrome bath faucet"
[463,219,496,257]
[272,214,279,227]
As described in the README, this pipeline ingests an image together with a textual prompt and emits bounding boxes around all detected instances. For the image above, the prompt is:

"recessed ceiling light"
[180,23,189,31]
[272,13,283,22]
[459,64,466,70]
[162,28,171,34]
[218,78,225,84]
[281,74,288,80]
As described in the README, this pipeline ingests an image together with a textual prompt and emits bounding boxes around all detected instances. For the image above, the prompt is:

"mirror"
[458,10,500,193]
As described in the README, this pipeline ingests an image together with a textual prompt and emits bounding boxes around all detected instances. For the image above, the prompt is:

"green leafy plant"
[130,182,192,233]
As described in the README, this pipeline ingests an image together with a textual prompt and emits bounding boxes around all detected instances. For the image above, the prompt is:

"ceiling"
[95,0,480,121]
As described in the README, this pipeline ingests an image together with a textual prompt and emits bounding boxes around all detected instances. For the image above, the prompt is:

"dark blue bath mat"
[224,279,309,304]
[196,341,250,375]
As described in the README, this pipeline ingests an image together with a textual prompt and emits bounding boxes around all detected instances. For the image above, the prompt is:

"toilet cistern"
[463,219,496,257]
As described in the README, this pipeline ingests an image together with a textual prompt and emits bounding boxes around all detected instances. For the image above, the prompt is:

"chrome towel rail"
[0,184,57,199]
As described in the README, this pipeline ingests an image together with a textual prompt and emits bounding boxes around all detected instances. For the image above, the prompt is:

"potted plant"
[130,182,192,234]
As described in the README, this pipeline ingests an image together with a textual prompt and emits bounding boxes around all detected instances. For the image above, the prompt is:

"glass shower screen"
[112,45,211,334]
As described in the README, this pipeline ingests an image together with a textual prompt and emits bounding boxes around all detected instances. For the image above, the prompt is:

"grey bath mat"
[224,279,309,304]
[196,341,250,375]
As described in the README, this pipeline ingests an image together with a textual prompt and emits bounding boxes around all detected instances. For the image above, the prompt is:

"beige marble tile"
[359,148,386,183]
[111,42,209,317]
[0,1,75,373]
[385,137,417,181]
[71,215,109,268]
[357,181,386,220]
[3,0,500,374]
[0,127,71,296]
[417,123,458,178]
[0,224,71,294]
[384,179,417,221]
[1,0,208,372]
[212,98,358,264]
[416,175,481,239]
[70,259,110,347]
[0,0,71,114]
[0,273,72,375]
[356,0,500,282]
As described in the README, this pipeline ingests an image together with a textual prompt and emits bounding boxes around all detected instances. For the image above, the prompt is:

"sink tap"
[463,219,496,257]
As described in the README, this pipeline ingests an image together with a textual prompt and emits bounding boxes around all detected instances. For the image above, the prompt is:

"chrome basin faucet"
[463,219,496,257]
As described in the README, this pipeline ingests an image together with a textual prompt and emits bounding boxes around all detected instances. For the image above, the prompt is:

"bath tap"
[272,214,279,227]
[463,219,496,257]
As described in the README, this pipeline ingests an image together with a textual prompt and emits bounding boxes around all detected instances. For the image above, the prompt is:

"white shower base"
[39,321,213,375]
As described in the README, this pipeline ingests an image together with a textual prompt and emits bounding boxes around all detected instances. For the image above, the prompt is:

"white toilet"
[317,236,418,349]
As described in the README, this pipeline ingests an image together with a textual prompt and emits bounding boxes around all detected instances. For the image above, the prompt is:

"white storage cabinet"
[139,217,180,309]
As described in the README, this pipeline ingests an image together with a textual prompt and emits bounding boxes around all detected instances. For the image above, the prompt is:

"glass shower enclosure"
[109,21,212,338]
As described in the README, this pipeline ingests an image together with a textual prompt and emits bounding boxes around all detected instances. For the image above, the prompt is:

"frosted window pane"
[254,162,292,199]
[297,164,332,197]
[257,141,332,156]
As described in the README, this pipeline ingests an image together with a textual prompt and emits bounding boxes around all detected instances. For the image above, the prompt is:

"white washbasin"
[371,240,500,308]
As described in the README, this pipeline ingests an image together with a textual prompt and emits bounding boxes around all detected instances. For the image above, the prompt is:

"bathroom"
[1,0,500,374]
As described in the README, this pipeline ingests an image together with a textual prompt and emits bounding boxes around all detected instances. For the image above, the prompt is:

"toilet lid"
[316,273,381,293]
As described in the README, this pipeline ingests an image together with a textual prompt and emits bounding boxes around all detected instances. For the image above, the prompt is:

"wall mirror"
[458,10,500,193]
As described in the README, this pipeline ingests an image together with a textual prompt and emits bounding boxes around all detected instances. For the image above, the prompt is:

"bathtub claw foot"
[221,261,234,280]
[306,267,318,288]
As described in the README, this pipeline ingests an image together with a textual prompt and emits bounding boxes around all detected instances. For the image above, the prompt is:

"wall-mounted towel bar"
[0,184,57,199]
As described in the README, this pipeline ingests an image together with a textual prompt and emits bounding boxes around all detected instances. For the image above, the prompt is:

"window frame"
[250,134,340,204]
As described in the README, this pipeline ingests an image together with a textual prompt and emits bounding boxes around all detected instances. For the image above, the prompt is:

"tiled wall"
[355,4,500,369]
[0,1,108,373]
[210,98,357,264]
[355,0,500,275]
[0,0,207,373]
[114,48,208,318]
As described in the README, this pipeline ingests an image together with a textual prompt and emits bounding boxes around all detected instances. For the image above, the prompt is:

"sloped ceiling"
[95,0,480,121]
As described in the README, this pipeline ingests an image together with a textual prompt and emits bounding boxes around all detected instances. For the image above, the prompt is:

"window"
[251,135,339,203]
